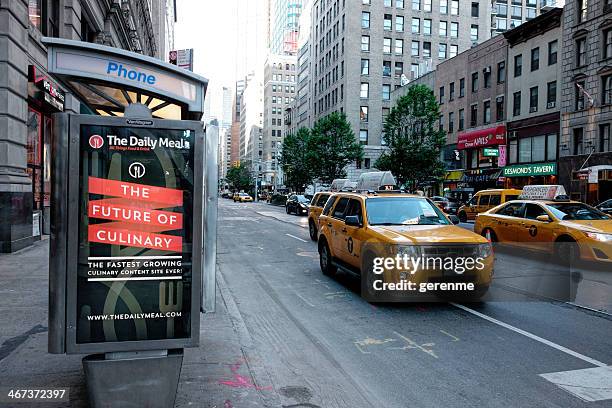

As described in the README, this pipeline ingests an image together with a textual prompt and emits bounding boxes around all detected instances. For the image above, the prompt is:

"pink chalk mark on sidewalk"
[218,359,273,391]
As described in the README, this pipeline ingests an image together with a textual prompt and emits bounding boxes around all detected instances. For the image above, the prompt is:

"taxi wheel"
[319,240,336,276]
[458,211,467,223]
[309,220,318,241]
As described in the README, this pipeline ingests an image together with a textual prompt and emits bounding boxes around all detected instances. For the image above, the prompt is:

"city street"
[215,198,612,407]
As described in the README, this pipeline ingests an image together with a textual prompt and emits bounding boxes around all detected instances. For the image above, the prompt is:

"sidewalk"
[0,239,276,407]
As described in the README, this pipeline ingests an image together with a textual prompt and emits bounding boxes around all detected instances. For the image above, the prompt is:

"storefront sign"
[461,168,502,183]
[457,125,506,150]
[28,65,65,111]
[498,145,507,167]
[483,148,499,157]
[502,162,557,177]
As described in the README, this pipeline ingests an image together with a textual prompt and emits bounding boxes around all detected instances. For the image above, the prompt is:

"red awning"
[457,125,506,150]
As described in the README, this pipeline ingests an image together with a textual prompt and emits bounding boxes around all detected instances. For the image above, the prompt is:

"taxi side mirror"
[345,215,362,227]
[536,214,551,222]
[449,215,460,225]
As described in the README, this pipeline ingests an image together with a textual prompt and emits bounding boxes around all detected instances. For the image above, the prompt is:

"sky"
[174,0,238,88]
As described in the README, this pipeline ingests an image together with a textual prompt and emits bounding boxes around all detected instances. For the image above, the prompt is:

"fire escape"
[108,0,158,57]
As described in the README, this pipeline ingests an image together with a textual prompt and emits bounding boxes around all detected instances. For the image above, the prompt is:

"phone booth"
[45,38,217,407]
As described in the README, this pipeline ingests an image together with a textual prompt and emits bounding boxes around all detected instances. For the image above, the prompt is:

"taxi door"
[327,197,350,260]
[491,202,525,243]
[516,203,555,251]
[463,195,480,220]
[338,199,366,269]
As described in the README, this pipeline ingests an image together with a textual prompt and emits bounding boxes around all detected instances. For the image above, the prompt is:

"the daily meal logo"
[89,134,104,149]
[105,134,190,151]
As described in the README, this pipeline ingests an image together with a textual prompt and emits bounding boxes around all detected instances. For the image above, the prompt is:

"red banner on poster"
[89,177,183,206]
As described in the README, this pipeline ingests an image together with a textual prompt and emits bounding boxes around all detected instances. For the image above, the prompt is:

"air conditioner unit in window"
[529,106,538,113]
[483,66,491,73]
[547,101,556,108]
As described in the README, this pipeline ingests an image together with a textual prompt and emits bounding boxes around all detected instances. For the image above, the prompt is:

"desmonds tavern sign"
[502,162,557,177]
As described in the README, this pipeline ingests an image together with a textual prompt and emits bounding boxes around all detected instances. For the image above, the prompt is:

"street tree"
[375,84,446,191]
[309,112,364,184]
[279,127,315,192]
[225,163,252,192]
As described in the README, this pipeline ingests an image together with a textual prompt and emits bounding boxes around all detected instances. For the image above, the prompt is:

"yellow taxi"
[308,192,332,241]
[457,188,522,222]
[317,173,494,300]
[474,185,612,263]
[233,192,253,202]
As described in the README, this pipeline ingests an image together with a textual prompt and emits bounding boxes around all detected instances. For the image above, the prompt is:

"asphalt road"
[216,199,612,408]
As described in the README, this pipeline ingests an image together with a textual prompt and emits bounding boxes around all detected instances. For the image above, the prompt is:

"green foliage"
[279,127,315,192]
[375,84,446,190]
[225,163,252,191]
[308,112,364,184]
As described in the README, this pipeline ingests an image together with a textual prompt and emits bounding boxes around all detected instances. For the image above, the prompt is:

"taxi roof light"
[519,185,569,201]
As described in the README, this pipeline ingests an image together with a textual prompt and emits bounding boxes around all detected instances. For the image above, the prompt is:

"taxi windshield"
[546,203,608,221]
[366,197,450,226]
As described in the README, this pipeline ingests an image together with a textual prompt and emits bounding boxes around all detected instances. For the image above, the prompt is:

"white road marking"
[540,366,612,402]
[451,302,607,367]
[285,233,307,242]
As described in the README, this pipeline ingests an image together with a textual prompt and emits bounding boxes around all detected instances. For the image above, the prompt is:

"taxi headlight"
[584,232,612,242]
[477,243,493,258]
[397,245,422,258]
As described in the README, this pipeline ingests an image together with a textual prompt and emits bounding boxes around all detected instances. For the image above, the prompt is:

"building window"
[439,43,447,59]
[451,0,459,15]
[395,61,404,77]
[514,54,522,77]
[531,47,539,71]
[529,86,538,112]
[470,104,478,127]
[396,15,404,31]
[383,60,392,76]
[411,40,420,56]
[384,14,392,31]
[603,74,612,105]
[471,2,479,17]
[600,124,611,152]
[575,80,586,110]
[361,36,370,51]
[362,12,370,28]
[483,100,491,124]
[440,0,448,13]
[382,84,391,100]
[439,21,447,36]
[526,7,536,19]
[449,82,455,100]
[397,0,405,8]
[547,81,557,108]
[511,5,522,18]
[604,29,612,59]
[458,109,465,130]
[450,22,458,38]
[449,112,455,132]
[496,96,504,121]
[412,17,420,34]
[471,72,478,92]
[413,0,420,10]
[470,25,478,41]
[395,39,404,54]
[383,107,390,121]
[364,158,371,169]
[360,106,369,121]
[423,42,432,57]
[360,130,368,145]
[361,59,369,75]
[547,133,557,161]
[578,0,587,23]
[424,0,432,11]
[411,63,419,79]
[497,61,506,83]
[548,40,558,65]
[513,91,521,116]
[439,115,444,131]
[576,38,587,67]
[29,0,42,29]
[439,86,445,104]
[384,37,392,53]
[496,3,507,17]
[424,19,432,35]
[459,78,465,97]
[496,18,508,31]
[360,82,369,98]
[484,67,491,88]
[385,0,392,6]
[573,128,584,155]
[450,44,458,58]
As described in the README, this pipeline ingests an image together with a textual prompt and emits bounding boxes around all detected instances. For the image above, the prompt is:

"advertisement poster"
[77,125,194,344]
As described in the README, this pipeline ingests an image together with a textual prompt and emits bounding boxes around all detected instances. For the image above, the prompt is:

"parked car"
[596,199,612,216]
[432,196,461,215]
[308,192,332,241]
[286,194,311,215]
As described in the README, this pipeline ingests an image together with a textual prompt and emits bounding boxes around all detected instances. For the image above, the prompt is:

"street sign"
[50,114,204,354]
[483,148,499,157]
